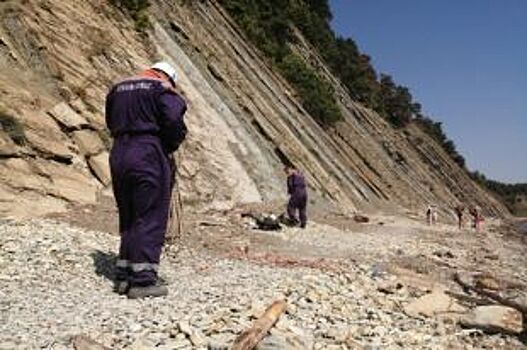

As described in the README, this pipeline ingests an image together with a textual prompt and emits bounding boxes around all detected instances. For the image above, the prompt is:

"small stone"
[129,323,142,333]
[190,331,206,347]
[178,320,192,336]
[474,275,501,291]
[377,280,403,294]
[256,330,308,350]
[129,337,155,350]
[208,342,229,350]
[164,338,192,349]
[0,342,18,350]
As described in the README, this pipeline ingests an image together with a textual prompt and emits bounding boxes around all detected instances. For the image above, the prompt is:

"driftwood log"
[445,290,493,306]
[232,299,287,350]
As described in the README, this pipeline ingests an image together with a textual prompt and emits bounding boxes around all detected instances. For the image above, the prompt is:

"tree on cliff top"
[221,0,343,126]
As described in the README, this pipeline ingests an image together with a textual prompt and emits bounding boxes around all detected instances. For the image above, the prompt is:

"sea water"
[520,221,527,234]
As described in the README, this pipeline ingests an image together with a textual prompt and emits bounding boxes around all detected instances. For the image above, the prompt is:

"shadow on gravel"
[519,328,527,346]
[91,250,117,282]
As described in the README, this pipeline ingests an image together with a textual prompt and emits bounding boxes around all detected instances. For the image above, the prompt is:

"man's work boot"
[127,284,168,299]
[114,280,130,295]
[285,217,299,227]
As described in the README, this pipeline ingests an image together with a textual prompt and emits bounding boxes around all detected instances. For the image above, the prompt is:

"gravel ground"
[0,219,525,349]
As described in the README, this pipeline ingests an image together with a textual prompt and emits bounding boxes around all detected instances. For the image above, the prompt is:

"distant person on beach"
[454,205,465,229]
[469,206,483,232]
[285,165,308,228]
[432,206,438,225]
[106,62,187,299]
[426,205,437,225]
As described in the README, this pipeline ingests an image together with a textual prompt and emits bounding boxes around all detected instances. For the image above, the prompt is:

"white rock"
[88,152,111,186]
[48,102,88,130]
[461,305,523,335]
[72,130,105,156]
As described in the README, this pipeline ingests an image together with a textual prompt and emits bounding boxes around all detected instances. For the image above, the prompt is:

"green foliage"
[288,1,381,109]
[221,0,291,60]
[110,0,150,32]
[379,74,416,128]
[414,116,465,168]
[221,0,425,129]
[0,110,26,146]
[471,171,527,216]
[220,0,342,126]
[277,53,342,126]
[332,40,380,108]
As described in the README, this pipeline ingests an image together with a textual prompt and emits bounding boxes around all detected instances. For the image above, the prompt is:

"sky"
[329,0,527,183]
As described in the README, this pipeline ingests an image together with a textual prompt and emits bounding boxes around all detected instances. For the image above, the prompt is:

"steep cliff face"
[0,0,508,218]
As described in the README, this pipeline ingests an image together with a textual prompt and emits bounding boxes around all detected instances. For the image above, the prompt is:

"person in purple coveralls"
[105,62,187,299]
[285,165,308,228]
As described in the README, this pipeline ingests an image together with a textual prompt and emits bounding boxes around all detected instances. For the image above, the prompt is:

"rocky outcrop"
[0,0,509,218]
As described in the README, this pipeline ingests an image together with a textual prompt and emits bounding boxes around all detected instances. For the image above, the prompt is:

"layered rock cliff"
[0,0,508,218]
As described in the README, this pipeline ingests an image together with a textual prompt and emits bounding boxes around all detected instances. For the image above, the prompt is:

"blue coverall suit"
[105,74,187,286]
[287,172,308,228]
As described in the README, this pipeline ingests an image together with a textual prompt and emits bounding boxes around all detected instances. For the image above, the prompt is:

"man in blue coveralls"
[285,165,308,228]
[105,62,187,299]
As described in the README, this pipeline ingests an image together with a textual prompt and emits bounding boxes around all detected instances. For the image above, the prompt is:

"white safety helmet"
[151,61,178,85]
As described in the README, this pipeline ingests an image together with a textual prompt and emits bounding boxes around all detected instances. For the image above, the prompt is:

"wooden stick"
[232,299,287,350]
[167,161,184,245]
[175,152,184,241]
[175,176,184,237]
[72,335,110,350]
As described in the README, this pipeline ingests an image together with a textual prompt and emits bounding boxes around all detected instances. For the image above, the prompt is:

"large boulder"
[474,274,501,291]
[461,305,523,335]
[0,158,97,211]
[256,330,311,350]
[404,290,466,318]
[0,183,67,218]
[33,159,99,204]
[25,129,74,162]
[0,158,49,192]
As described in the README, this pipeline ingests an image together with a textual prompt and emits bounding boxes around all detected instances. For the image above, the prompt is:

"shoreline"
[521,221,527,234]
[513,217,527,234]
